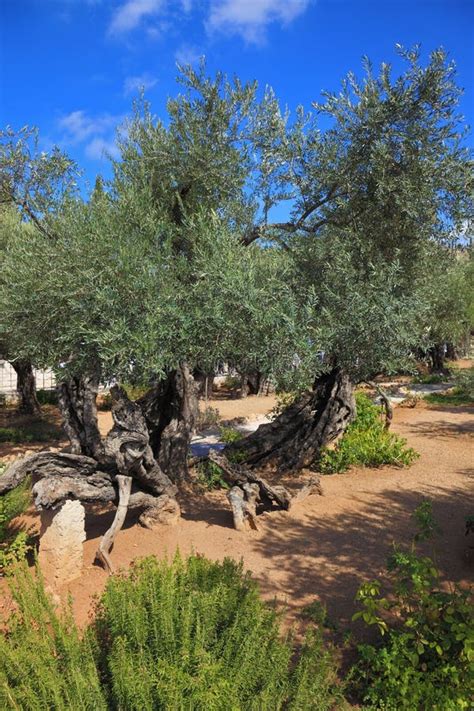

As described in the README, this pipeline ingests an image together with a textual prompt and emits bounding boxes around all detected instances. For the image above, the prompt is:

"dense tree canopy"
[1,45,472,394]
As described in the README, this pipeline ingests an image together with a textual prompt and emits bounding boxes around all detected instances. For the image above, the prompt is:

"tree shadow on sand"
[248,484,472,632]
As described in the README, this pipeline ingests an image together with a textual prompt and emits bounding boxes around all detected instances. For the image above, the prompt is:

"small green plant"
[36,388,58,405]
[301,600,338,631]
[352,502,474,710]
[319,393,419,474]
[219,425,243,445]
[227,448,247,464]
[0,474,32,573]
[195,459,229,490]
[1,555,344,710]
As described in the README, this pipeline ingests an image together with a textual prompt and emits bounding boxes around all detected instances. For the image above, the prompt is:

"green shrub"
[219,425,243,445]
[319,393,419,474]
[1,555,344,710]
[352,502,474,710]
[36,388,58,406]
[195,459,229,490]
[0,564,106,709]
[452,365,474,398]
[0,474,32,573]
[425,366,474,406]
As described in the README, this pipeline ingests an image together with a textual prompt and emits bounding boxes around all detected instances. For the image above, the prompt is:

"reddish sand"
[60,400,474,630]
[1,395,472,638]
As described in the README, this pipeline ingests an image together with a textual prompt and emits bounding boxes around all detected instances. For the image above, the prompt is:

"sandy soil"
[1,393,472,642]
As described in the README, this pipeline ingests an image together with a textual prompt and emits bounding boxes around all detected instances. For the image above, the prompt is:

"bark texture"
[11,359,41,415]
[1,384,181,572]
[138,364,198,484]
[58,372,103,460]
[226,367,356,471]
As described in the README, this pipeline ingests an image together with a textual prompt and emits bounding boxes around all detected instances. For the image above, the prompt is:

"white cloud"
[108,0,165,36]
[123,73,158,95]
[174,44,202,66]
[207,0,311,43]
[85,137,120,160]
[58,110,120,143]
[58,110,123,161]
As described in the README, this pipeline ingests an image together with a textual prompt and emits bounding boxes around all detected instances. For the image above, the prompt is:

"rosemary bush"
[1,555,343,710]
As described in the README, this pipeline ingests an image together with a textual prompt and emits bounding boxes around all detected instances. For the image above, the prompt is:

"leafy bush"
[425,366,474,406]
[0,472,32,573]
[195,459,229,490]
[36,388,58,406]
[319,393,419,473]
[352,502,474,710]
[219,425,243,444]
[453,365,474,398]
[1,555,344,710]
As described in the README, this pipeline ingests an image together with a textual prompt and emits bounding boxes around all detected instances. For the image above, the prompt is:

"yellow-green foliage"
[319,393,419,474]
[1,555,343,710]
[0,469,32,572]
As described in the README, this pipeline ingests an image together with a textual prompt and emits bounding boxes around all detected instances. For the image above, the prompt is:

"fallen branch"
[206,450,322,530]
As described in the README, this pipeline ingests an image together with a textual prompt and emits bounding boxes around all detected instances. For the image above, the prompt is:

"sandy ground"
[3,395,466,636]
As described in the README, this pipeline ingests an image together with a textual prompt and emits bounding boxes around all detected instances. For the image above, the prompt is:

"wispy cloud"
[123,72,158,95]
[174,44,202,66]
[207,0,311,44]
[85,137,120,160]
[108,0,165,36]
[58,110,123,161]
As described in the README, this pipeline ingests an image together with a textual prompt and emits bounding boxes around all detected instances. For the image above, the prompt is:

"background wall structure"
[0,360,56,398]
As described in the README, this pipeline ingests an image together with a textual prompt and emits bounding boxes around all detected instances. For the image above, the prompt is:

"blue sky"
[1,0,473,188]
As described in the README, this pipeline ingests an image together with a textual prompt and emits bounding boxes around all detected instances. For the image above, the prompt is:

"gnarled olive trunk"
[58,372,103,461]
[226,367,356,472]
[11,359,41,415]
[138,363,198,484]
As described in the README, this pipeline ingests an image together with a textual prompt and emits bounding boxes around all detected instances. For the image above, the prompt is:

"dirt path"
[52,400,471,630]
